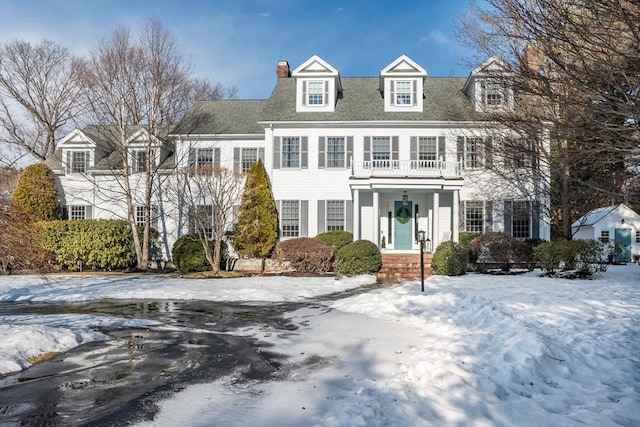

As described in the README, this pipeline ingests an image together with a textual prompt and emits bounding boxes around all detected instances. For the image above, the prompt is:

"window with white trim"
[241,148,258,173]
[307,81,325,105]
[131,149,147,173]
[464,201,485,233]
[465,137,484,169]
[418,137,437,162]
[282,137,300,168]
[636,230,640,243]
[135,205,159,229]
[70,205,86,220]
[512,201,531,238]
[326,200,345,231]
[394,80,413,105]
[326,137,345,168]
[67,151,90,174]
[484,82,504,106]
[281,200,299,237]
[372,137,391,167]
[600,230,610,243]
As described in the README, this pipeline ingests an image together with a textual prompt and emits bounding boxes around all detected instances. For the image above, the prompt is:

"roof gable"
[380,54,427,77]
[571,204,640,227]
[58,128,96,147]
[292,55,339,77]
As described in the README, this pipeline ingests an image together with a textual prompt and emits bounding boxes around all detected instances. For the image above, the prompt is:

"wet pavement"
[0,282,385,426]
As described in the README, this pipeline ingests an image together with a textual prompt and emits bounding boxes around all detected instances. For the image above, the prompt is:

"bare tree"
[77,18,233,269]
[457,0,640,238]
[0,39,83,163]
[173,161,245,273]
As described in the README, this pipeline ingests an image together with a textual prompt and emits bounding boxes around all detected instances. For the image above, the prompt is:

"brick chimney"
[276,60,290,79]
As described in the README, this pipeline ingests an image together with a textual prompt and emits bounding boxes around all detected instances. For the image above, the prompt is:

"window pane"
[133,150,146,173]
[395,81,412,105]
[465,201,484,233]
[282,137,300,168]
[418,137,437,162]
[70,205,86,220]
[326,200,344,231]
[72,151,87,173]
[327,137,345,168]
[372,137,390,161]
[307,81,324,105]
[485,83,503,105]
[512,201,531,238]
[465,137,484,168]
[197,148,214,166]
[281,200,299,237]
[241,148,258,172]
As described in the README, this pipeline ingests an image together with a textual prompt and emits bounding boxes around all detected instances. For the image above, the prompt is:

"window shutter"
[531,141,538,171]
[345,200,353,232]
[324,81,329,106]
[188,148,196,167]
[503,201,512,236]
[66,151,71,174]
[364,137,371,162]
[412,80,417,106]
[485,136,493,168]
[346,136,353,168]
[273,137,281,169]
[390,81,395,106]
[301,136,308,169]
[438,136,446,161]
[532,201,540,239]
[457,136,465,163]
[318,137,325,169]
[258,147,265,162]
[318,200,326,233]
[410,137,417,161]
[302,81,307,106]
[85,205,93,220]
[300,200,308,237]
[233,148,240,172]
[275,200,281,236]
[459,201,466,232]
[214,147,221,169]
[62,206,69,220]
[485,201,493,233]
[392,136,399,161]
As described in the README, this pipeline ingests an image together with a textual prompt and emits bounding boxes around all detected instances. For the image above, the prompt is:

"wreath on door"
[395,206,411,224]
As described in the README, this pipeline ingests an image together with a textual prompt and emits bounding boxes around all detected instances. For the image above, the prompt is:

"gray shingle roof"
[172,99,267,135]
[259,77,475,123]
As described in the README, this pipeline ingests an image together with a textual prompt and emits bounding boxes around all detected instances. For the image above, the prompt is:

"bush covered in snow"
[432,241,468,276]
[276,237,333,273]
[334,240,381,276]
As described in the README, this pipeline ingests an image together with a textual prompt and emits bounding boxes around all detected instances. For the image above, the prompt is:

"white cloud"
[420,29,449,45]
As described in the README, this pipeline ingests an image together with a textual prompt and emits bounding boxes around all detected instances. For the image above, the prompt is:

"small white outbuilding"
[571,204,640,263]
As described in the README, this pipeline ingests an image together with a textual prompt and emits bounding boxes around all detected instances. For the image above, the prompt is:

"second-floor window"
[241,148,258,172]
[327,137,345,168]
[418,137,437,162]
[282,137,300,168]
[465,137,484,169]
[67,151,90,174]
[372,137,391,166]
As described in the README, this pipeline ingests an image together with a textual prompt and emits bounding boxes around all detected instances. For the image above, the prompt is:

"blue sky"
[0,0,479,99]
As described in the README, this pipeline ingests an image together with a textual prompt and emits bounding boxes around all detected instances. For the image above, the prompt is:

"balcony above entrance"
[351,160,463,178]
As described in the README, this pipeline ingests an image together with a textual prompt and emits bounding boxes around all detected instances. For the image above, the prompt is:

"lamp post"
[417,230,426,292]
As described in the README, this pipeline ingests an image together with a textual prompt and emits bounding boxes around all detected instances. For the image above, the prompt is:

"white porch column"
[433,191,440,249]
[452,189,459,243]
[353,189,360,241]
[373,190,379,247]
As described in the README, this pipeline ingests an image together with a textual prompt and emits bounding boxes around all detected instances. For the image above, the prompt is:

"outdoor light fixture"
[418,230,426,292]
[402,191,408,205]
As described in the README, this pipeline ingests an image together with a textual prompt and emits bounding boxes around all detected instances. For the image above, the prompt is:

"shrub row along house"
[48,54,551,263]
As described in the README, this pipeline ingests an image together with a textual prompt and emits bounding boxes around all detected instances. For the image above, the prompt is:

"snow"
[0,267,639,426]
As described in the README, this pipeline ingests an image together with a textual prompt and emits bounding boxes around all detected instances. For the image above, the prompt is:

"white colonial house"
[49,54,551,262]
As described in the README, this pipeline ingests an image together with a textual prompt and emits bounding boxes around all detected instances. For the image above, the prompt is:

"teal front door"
[394,201,413,250]
[614,228,632,262]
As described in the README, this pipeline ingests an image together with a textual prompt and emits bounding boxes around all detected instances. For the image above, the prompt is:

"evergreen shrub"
[471,232,529,271]
[432,241,468,276]
[276,237,333,273]
[315,230,353,253]
[458,232,480,263]
[172,234,228,274]
[534,239,606,275]
[13,163,61,221]
[37,220,138,271]
[334,240,382,276]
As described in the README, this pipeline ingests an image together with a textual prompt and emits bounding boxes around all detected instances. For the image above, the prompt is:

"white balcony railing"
[351,159,463,178]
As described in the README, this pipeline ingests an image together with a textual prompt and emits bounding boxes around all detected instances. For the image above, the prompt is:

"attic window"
[484,82,504,106]
[303,80,328,106]
[394,81,412,105]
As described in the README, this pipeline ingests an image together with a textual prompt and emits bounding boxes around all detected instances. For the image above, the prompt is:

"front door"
[614,228,632,262]
[394,201,412,250]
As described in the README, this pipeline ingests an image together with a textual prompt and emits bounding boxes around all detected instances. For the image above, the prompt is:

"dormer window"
[464,56,514,112]
[484,82,504,106]
[380,55,426,112]
[393,80,413,105]
[66,151,90,174]
[306,80,327,106]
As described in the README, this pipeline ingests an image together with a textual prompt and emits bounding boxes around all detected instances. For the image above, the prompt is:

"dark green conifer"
[12,163,61,221]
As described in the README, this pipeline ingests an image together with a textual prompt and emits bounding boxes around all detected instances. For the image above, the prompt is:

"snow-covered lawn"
[0,266,638,426]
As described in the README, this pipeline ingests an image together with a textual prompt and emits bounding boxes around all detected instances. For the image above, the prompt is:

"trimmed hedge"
[432,241,468,276]
[37,220,139,271]
[315,230,353,253]
[534,239,607,275]
[172,234,228,274]
[276,237,333,273]
[471,232,531,271]
[334,239,382,276]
